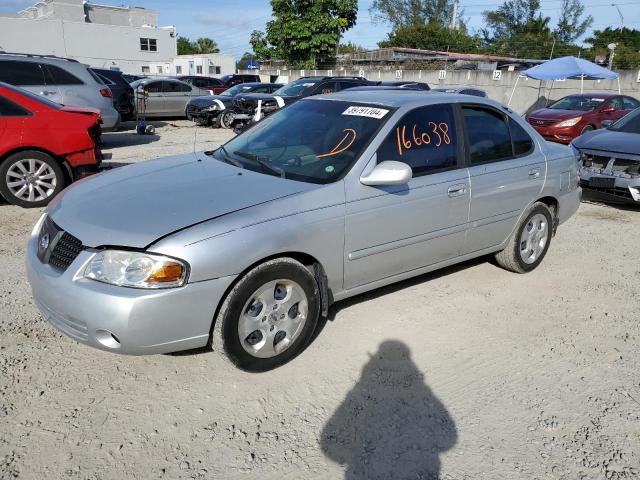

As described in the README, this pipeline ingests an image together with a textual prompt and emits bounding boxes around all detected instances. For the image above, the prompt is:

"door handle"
[447,184,467,197]
[528,168,541,178]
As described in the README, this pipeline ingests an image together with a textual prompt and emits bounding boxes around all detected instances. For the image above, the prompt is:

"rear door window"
[623,97,640,110]
[0,96,31,116]
[45,65,83,85]
[377,104,458,176]
[462,106,534,164]
[0,61,46,86]
[145,81,163,93]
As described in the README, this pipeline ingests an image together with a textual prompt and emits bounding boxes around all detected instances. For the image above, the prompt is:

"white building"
[149,54,236,77]
[0,0,176,73]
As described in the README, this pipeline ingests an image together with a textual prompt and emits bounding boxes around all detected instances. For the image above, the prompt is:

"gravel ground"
[1,120,639,480]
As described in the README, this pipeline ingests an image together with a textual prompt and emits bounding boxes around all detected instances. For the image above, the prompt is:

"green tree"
[482,0,541,41]
[379,22,482,53]
[250,0,358,68]
[555,0,592,43]
[337,41,365,54]
[585,27,640,69]
[237,51,257,70]
[177,36,196,55]
[370,0,458,29]
[193,37,220,54]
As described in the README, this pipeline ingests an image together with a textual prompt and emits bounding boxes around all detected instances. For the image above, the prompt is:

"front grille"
[528,117,556,127]
[49,231,83,271]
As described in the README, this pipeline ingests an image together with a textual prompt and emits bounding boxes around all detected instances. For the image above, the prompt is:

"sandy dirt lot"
[1,120,639,480]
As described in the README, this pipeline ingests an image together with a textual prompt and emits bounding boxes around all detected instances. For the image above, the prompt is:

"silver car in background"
[0,53,120,130]
[131,78,211,117]
[26,91,581,371]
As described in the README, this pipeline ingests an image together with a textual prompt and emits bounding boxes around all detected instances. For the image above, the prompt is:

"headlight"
[84,250,188,289]
[205,104,218,111]
[262,103,279,113]
[556,116,582,127]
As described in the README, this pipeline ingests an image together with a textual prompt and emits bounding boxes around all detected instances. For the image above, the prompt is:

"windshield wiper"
[208,146,244,169]
[234,150,286,179]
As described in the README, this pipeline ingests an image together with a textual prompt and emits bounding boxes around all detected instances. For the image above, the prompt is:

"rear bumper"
[558,186,582,225]
[100,108,120,131]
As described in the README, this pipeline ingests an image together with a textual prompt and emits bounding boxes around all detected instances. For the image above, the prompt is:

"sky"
[0,0,638,59]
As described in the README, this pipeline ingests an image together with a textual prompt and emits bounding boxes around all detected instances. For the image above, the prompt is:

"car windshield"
[608,108,640,133]
[549,95,605,111]
[213,100,392,184]
[221,84,250,97]
[273,80,318,97]
[9,84,62,110]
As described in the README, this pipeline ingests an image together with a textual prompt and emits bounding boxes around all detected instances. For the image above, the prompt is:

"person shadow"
[320,340,457,480]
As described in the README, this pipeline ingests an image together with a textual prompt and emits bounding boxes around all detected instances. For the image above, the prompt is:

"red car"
[0,82,102,207]
[525,93,640,144]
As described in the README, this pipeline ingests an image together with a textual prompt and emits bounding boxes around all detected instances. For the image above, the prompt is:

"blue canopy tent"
[508,56,620,106]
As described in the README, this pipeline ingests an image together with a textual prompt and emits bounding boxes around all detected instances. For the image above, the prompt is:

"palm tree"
[194,37,220,54]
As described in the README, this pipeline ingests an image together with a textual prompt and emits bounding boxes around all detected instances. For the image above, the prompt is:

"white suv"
[0,53,120,131]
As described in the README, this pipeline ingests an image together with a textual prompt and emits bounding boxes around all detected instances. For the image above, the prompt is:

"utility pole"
[612,4,624,30]
[451,0,459,30]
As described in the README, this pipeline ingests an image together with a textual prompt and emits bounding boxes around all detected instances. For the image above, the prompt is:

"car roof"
[305,89,506,111]
[563,93,616,98]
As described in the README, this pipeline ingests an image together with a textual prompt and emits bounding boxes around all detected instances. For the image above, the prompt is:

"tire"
[495,202,553,274]
[581,125,595,134]
[0,151,65,208]
[211,258,321,372]
[219,109,234,129]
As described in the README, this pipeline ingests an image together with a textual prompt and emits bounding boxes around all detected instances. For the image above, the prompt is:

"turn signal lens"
[84,250,188,289]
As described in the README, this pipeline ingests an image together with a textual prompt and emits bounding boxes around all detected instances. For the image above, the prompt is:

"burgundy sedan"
[525,94,639,144]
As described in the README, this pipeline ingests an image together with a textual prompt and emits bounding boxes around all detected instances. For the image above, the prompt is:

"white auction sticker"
[342,106,389,119]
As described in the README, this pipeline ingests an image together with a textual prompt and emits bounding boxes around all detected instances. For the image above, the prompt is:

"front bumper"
[528,124,579,144]
[579,172,640,204]
[26,216,236,355]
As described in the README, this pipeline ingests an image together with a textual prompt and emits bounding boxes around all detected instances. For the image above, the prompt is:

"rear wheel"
[495,202,553,273]
[212,258,321,372]
[0,151,65,208]
[219,109,235,129]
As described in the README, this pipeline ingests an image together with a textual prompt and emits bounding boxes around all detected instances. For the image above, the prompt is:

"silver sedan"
[131,78,211,117]
[26,91,581,371]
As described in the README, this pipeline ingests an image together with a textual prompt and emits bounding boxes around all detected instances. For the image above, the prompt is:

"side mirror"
[601,106,615,113]
[360,161,412,186]
[602,119,614,128]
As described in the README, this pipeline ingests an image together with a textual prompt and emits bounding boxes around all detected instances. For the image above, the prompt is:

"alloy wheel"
[518,213,549,264]
[5,158,58,203]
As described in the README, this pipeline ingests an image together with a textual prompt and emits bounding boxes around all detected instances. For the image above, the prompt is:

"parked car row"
[0,52,120,131]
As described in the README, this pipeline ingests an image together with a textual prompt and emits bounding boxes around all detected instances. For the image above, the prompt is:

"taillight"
[100,88,112,98]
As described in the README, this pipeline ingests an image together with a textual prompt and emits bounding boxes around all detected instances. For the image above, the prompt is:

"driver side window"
[376,104,459,177]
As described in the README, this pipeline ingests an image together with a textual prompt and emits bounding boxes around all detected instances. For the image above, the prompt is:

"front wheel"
[0,151,65,208]
[219,109,235,129]
[581,125,595,134]
[212,258,321,372]
[495,202,553,273]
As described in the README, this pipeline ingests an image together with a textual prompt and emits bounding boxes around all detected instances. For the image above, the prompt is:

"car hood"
[573,129,640,158]
[47,153,318,249]
[188,95,233,107]
[528,108,589,121]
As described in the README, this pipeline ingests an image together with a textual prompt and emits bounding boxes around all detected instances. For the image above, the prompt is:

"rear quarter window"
[45,65,84,85]
[0,96,31,116]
